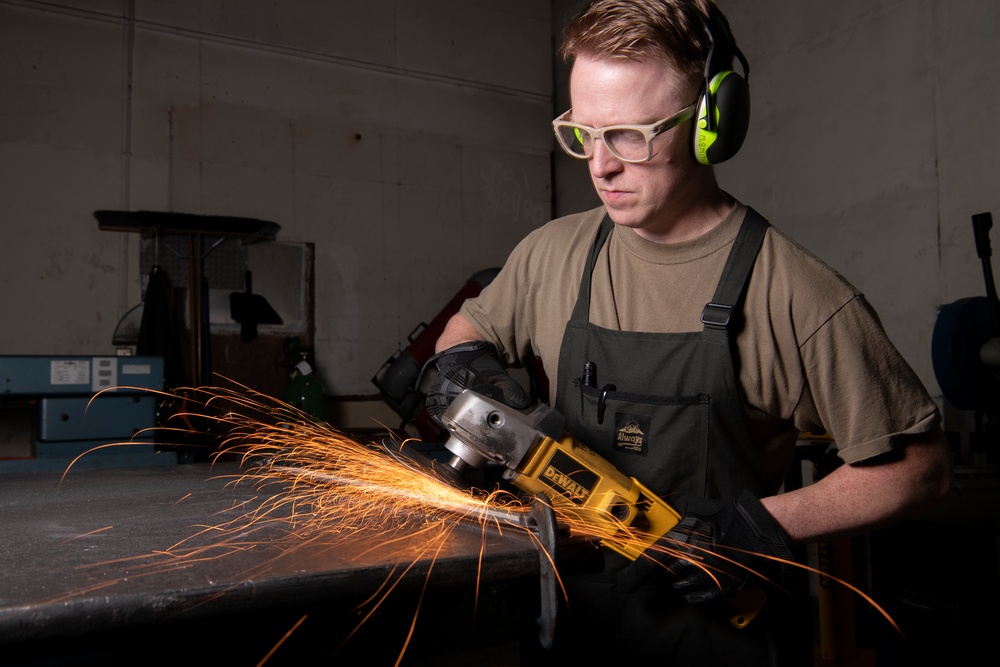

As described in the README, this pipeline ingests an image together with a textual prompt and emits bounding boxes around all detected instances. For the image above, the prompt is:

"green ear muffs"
[692,7,751,165]
[694,68,751,165]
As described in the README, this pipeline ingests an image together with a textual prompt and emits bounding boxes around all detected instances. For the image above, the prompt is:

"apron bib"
[556,209,769,500]
[537,209,807,666]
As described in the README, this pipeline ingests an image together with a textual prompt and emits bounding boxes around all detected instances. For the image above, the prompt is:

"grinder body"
[440,390,680,560]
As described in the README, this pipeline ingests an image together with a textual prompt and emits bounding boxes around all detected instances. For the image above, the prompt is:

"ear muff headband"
[692,7,751,165]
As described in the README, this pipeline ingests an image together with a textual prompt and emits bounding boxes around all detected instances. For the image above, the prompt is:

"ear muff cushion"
[694,70,750,165]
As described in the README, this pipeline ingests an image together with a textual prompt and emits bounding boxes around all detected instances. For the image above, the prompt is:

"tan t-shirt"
[461,202,940,490]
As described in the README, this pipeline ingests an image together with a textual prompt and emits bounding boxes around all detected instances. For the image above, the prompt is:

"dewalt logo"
[541,450,597,503]
[542,465,589,500]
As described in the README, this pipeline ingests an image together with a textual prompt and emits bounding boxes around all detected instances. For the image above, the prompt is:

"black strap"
[569,214,614,323]
[701,207,770,330]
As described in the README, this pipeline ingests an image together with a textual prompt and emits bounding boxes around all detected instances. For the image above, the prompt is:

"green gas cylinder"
[283,353,327,422]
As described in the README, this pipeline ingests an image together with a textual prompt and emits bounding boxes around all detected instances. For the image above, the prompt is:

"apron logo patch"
[613,413,649,455]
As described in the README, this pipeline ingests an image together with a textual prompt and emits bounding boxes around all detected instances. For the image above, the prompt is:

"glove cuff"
[427,340,499,371]
[733,490,794,561]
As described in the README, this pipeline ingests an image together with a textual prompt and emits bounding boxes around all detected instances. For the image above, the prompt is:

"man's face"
[569,54,702,240]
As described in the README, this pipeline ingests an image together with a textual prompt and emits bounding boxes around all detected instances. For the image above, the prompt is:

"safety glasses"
[552,104,696,163]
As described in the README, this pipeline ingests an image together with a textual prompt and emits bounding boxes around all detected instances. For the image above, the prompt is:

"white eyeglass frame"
[551,104,697,163]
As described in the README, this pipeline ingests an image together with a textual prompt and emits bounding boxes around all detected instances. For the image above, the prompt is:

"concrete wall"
[717,0,1000,409]
[2,0,998,431]
[0,0,553,414]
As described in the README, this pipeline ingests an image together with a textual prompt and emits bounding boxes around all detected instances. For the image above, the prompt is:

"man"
[427,0,952,663]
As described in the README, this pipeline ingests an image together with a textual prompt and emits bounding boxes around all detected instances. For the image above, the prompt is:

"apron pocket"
[574,382,711,498]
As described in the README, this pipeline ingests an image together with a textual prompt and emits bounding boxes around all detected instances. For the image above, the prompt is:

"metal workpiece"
[441,390,565,471]
[0,462,542,664]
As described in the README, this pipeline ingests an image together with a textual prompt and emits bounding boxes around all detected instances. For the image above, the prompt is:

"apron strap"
[701,207,770,330]
[569,214,615,323]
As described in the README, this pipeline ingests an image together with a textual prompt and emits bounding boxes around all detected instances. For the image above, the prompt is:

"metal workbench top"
[0,462,543,664]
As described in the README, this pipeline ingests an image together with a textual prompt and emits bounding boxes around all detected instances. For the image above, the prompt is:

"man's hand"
[424,341,531,421]
[619,491,794,603]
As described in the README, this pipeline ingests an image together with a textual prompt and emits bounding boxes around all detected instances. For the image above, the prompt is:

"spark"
[64,525,114,542]
[65,380,901,662]
[69,381,542,665]
[545,500,901,635]
[256,613,308,667]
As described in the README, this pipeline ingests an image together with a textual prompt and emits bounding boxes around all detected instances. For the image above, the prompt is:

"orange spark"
[64,525,114,542]
[68,381,544,664]
[256,613,308,667]
[66,380,901,661]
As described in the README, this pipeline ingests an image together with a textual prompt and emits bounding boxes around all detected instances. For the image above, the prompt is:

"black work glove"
[618,490,794,604]
[424,341,531,422]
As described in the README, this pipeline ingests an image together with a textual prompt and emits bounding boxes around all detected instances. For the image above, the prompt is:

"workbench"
[0,462,546,665]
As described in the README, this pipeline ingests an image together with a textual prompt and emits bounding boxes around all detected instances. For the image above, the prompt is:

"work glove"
[618,490,794,604]
[424,341,531,422]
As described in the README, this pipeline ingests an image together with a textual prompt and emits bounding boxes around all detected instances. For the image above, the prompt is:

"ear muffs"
[694,70,750,165]
[693,8,751,165]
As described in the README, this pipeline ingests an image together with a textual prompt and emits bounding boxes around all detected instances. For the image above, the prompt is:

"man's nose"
[589,139,624,178]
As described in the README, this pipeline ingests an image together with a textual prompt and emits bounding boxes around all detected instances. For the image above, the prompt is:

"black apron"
[528,208,809,666]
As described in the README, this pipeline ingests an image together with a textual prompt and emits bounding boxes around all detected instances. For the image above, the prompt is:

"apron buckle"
[701,302,733,328]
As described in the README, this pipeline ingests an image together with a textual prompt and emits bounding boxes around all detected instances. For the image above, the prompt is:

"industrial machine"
[0,355,173,473]
[932,211,1000,464]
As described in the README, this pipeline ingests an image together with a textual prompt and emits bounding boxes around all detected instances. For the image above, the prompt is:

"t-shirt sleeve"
[796,296,941,463]
[459,231,540,366]
[459,209,603,373]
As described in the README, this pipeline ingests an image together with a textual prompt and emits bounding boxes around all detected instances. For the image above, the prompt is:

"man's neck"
[633,188,735,244]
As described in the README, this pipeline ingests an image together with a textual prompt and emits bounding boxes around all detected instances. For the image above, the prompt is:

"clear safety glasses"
[551,104,696,163]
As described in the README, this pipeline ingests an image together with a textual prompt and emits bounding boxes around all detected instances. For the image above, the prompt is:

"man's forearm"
[760,427,953,544]
[435,313,487,353]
